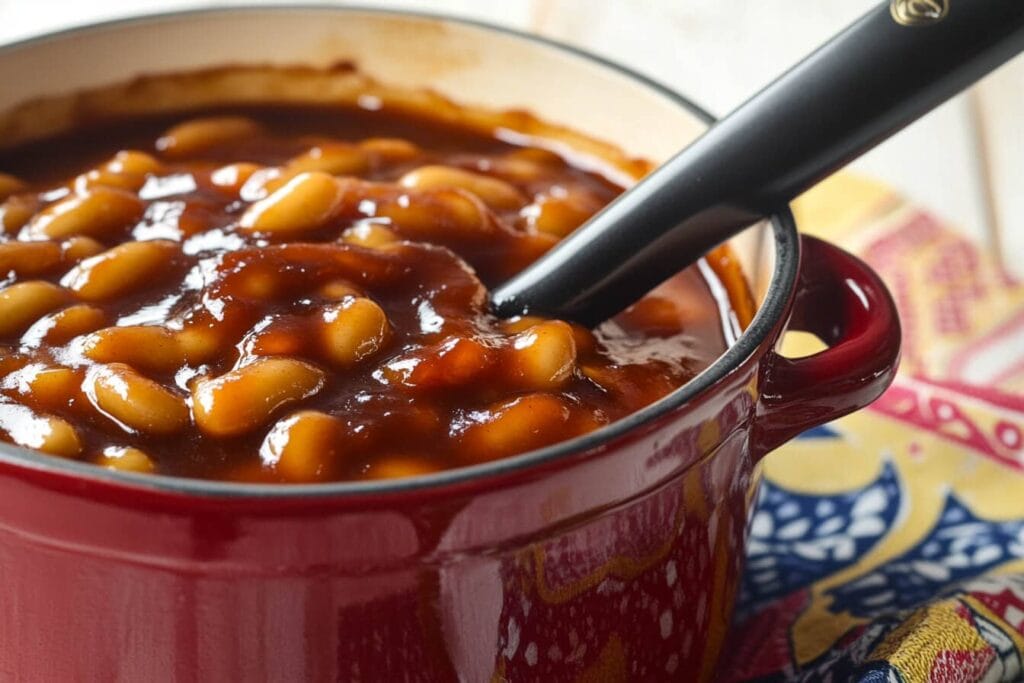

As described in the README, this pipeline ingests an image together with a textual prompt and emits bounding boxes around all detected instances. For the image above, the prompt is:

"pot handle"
[752,234,901,457]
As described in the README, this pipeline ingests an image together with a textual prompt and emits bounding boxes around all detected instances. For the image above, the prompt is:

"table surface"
[1,0,1021,274]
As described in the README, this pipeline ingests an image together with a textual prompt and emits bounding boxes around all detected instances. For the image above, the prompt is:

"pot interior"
[0,8,796,494]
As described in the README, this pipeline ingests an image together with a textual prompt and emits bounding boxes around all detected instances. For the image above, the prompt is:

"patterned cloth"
[725,175,1024,682]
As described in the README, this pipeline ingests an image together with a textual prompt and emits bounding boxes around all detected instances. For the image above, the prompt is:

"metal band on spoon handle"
[491,0,1024,327]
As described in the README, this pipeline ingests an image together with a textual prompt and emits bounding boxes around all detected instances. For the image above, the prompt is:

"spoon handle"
[493,0,1024,326]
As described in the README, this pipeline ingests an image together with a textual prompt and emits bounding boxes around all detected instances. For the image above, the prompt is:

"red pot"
[0,9,900,681]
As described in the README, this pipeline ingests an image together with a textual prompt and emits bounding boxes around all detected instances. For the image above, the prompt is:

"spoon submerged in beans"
[492,0,1024,326]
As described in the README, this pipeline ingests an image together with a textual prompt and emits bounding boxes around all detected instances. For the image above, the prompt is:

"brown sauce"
[0,104,735,482]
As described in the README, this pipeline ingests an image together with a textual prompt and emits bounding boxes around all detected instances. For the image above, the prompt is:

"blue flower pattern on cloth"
[828,496,1024,618]
[734,449,1024,682]
[739,461,901,613]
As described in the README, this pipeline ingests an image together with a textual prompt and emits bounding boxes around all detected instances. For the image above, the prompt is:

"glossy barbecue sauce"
[0,105,743,482]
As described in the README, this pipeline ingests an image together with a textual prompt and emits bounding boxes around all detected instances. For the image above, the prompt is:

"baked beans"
[0,105,738,482]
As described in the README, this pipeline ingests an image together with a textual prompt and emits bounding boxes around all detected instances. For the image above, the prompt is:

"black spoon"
[492,0,1024,327]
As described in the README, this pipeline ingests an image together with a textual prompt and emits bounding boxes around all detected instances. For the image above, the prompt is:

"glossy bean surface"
[0,104,739,482]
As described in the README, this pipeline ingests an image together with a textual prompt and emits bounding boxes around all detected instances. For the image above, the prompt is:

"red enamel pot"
[0,8,900,681]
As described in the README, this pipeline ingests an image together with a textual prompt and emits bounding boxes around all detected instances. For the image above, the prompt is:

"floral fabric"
[726,175,1024,683]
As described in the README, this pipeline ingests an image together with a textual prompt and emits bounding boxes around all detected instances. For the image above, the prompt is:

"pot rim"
[0,5,800,499]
